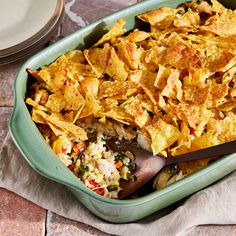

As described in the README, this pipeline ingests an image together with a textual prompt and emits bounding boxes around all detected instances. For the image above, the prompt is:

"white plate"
[0,0,64,58]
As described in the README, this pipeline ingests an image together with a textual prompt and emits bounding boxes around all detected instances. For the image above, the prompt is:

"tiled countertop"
[0,0,236,235]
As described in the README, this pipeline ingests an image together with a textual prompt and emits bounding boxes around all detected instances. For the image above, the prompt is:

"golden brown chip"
[201,10,236,37]
[154,64,171,89]
[64,82,85,111]
[207,52,236,73]
[146,118,180,155]
[138,7,177,27]
[161,69,182,101]
[173,9,200,29]
[180,0,213,15]
[93,18,126,47]
[116,39,141,69]
[171,104,214,133]
[66,63,95,81]
[38,58,68,92]
[80,77,99,97]
[207,82,228,107]
[183,85,210,105]
[222,66,236,84]
[98,80,138,99]
[101,106,133,125]
[34,110,87,140]
[64,50,87,64]
[105,47,128,81]
[84,43,110,78]
[162,33,202,69]
[124,98,150,128]
[130,70,159,105]
[45,91,66,112]
[124,29,150,43]
[64,111,74,123]
[135,94,155,113]
[26,68,43,81]
[31,108,47,124]
[26,98,48,111]
[79,95,101,119]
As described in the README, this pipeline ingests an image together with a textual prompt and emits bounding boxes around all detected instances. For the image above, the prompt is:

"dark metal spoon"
[107,139,236,199]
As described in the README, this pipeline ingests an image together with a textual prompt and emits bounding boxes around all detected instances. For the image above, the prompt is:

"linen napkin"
[0,133,235,236]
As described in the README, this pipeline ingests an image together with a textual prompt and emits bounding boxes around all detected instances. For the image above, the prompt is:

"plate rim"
[0,0,64,58]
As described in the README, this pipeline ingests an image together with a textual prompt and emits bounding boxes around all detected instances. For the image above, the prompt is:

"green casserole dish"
[10,0,236,223]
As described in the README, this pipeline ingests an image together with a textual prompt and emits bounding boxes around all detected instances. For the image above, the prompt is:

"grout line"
[44,210,48,236]
[0,105,14,108]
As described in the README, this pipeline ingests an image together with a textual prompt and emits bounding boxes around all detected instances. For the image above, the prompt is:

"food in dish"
[26,0,236,198]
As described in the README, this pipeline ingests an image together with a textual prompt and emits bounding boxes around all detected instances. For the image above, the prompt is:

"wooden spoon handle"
[166,140,236,165]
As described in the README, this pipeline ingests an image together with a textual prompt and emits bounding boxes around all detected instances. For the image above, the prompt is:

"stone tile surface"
[0,188,46,236]
[186,225,236,236]
[62,0,137,36]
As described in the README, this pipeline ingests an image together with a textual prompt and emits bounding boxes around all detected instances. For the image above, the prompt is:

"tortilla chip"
[64,82,85,111]
[98,80,138,99]
[154,65,171,89]
[183,84,210,105]
[64,50,86,64]
[105,47,128,81]
[124,98,150,128]
[34,110,87,140]
[161,69,182,101]
[26,98,48,111]
[93,18,126,47]
[45,91,66,112]
[26,68,43,81]
[116,39,141,69]
[173,9,200,29]
[38,58,69,92]
[138,7,177,27]
[207,82,228,107]
[201,10,236,37]
[130,70,160,105]
[124,29,150,43]
[31,108,47,124]
[80,77,99,97]
[162,33,202,69]
[146,118,180,155]
[79,95,101,119]
[207,52,236,73]
[84,43,110,78]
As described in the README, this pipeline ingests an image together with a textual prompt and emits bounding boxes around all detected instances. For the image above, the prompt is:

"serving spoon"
[107,140,236,199]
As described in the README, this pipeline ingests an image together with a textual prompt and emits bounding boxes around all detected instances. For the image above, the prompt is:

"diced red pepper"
[89,179,98,188]
[96,187,105,196]
[88,180,105,195]
[62,147,67,153]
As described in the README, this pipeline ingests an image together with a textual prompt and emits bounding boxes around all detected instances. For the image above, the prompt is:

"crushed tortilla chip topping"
[26,0,236,157]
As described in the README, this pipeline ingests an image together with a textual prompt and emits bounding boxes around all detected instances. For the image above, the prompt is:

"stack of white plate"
[0,0,64,65]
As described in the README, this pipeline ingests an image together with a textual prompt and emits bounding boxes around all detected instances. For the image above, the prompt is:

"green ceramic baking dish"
[10,0,236,223]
